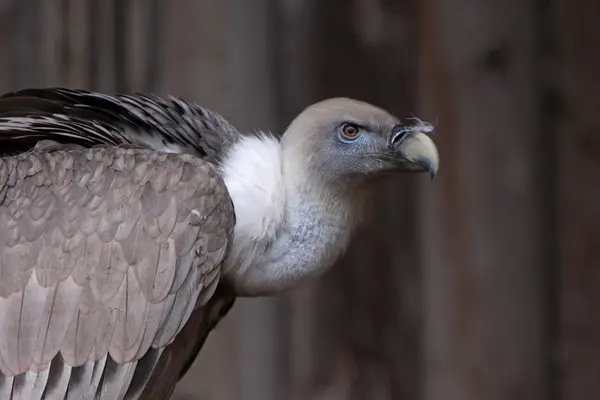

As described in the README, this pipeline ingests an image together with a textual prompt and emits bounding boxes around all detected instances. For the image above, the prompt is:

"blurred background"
[0,0,598,399]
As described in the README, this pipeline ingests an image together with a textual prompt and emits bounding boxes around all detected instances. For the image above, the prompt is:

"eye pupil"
[343,124,359,137]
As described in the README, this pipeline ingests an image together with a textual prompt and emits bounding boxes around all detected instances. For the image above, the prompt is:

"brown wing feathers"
[0,144,233,398]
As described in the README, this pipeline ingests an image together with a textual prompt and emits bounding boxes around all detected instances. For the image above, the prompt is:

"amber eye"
[341,123,360,139]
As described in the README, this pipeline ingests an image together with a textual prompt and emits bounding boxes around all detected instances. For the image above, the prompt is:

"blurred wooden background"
[0,0,598,399]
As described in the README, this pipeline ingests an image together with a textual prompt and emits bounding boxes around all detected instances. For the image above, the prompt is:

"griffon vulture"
[0,88,439,399]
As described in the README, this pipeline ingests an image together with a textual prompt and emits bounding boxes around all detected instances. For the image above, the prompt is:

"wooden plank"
[160,0,230,108]
[39,0,63,86]
[8,0,43,89]
[417,1,551,399]
[556,0,600,398]
[127,0,147,91]
[0,0,12,92]
[95,0,117,91]
[65,0,90,88]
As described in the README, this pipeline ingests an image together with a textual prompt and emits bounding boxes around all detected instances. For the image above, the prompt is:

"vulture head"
[281,97,438,186]
[222,97,439,296]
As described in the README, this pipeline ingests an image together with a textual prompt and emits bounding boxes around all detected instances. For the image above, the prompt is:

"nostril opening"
[390,124,411,146]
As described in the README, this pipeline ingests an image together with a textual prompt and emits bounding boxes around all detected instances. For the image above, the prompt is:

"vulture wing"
[0,143,234,399]
[0,87,240,162]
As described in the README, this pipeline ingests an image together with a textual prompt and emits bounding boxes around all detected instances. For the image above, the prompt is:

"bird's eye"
[341,124,361,140]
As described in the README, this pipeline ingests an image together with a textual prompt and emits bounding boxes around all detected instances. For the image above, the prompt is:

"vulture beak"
[389,124,439,180]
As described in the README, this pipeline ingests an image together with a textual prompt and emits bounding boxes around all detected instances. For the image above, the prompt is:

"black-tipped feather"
[0,88,240,162]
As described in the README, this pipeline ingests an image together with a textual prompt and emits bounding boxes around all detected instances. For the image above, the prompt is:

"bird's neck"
[219,134,362,296]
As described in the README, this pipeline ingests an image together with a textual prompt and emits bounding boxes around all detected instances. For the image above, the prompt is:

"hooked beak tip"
[413,157,438,180]
[429,167,438,181]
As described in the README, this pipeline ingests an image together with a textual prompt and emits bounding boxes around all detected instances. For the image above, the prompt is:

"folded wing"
[0,143,234,399]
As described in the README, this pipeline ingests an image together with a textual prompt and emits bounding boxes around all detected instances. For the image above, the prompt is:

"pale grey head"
[280,97,439,190]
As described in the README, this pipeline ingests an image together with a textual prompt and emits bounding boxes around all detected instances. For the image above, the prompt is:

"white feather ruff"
[218,134,286,273]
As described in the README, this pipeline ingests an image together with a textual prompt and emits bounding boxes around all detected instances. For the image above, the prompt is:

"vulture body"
[0,88,439,399]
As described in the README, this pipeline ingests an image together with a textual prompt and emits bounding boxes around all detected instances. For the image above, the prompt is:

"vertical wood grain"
[556,0,600,398]
[418,1,552,399]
